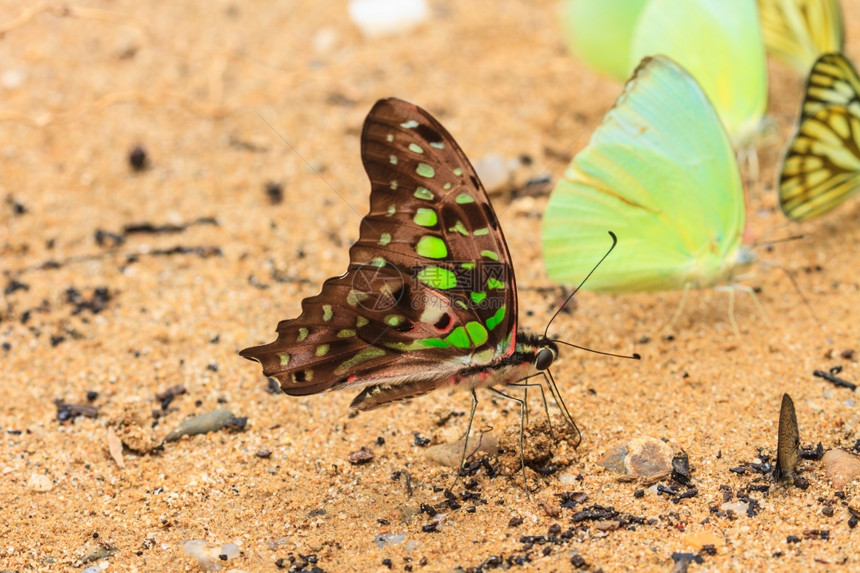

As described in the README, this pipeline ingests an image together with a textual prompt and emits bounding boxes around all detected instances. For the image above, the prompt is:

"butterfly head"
[515,332,559,373]
[534,340,557,371]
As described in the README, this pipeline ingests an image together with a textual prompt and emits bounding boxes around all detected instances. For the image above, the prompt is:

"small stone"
[822,449,860,490]
[348,0,428,38]
[165,408,236,442]
[28,473,53,492]
[597,436,674,481]
[684,530,722,550]
[348,446,374,465]
[424,434,498,467]
[182,540,239,571]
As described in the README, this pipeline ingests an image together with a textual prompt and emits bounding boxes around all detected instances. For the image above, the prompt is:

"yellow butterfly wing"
[758,0,843,73]
[779,53,860,220]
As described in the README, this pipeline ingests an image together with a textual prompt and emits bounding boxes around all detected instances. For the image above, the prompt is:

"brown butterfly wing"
[241,98,518,403]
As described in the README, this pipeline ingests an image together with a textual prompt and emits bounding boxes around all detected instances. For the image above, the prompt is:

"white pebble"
[182,540,240,571]
[27,473,53,492]
[1,69,24,89]
[348,0,429,38]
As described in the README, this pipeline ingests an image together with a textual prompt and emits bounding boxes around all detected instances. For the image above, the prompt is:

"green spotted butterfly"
[241,98,580,471]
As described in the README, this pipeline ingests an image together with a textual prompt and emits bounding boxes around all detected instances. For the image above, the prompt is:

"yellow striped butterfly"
[778,52,860,221]
[758,0,844,73]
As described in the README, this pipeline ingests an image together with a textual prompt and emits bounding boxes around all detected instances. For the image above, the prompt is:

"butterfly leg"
[544,369,581,448]
[488,387,530,493]
[522,386,529,427]
[507,377,554,438]
[661,282,691,335]
[456,389,480,479]
[737,144,760,199]
[715,283,764,336]
[727,287,740,337]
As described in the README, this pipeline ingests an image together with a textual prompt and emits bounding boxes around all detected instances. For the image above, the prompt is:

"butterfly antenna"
[554,339,640,360]
[749,234,806,249]
[544,231,618,338]
[764,262,825,330]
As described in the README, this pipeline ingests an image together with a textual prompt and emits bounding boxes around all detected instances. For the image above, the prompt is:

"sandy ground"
[3,1,860,571]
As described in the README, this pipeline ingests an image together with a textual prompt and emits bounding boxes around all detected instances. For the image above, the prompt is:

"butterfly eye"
[535,347,554,371]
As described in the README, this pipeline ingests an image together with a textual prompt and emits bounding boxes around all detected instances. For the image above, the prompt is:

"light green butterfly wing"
[542,56,747,293]
[559,0,650,81]
[758,0,844,73]
[630,0,768,147]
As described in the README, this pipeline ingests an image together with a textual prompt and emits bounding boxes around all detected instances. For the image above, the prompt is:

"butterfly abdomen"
[349,334,547,410]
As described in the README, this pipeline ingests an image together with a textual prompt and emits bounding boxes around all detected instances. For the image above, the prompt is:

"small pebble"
[424,434,498,467]
[684,530,722,550]
[822,449,860,490]
[28,473,53,492]
[347,446,374,465]
[597,436,674,481]
[165,408,237,441]
[348,0,428,37]
[182,540,239,571]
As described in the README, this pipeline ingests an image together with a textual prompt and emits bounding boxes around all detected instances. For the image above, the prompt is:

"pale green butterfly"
[541,56,755,328]
[630,0,769,148]
[559,0,650,82]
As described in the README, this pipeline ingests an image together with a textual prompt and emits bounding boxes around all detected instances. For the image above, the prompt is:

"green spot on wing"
[356,316,369,328]
[387,204,396,216]
[417,266,457,289]
[461,262,475,270]
[487,277,505,290]
[453,168,463,176]
[408,143,424,154]
[278,352,290,366]
[389,155,398,165]
[315,344,329,357]
[297,328,308,342]
[384,314,406,327]
[347,289,368,306]
[430,141,444,149]
[465,321,488,346]
[334,348,386,376]
[322,305,333,321]
[486,305,506,330]
[443,182,452,190]
[481,250,499,261]
[401,120,419,128]
[444,326,470,348]
[413,208,438,227]
[370,257,387,267]
[470,291,487,304]
[456,193,475,204]
[416,163,435,178]
[390,180,398,190]
[414,186,434,200]
[415,236,448,259]
[449,220,468,236]
[383,338,450,351]
[337,329,356,338]
[379,233,391,246]
[473,228,489,236]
